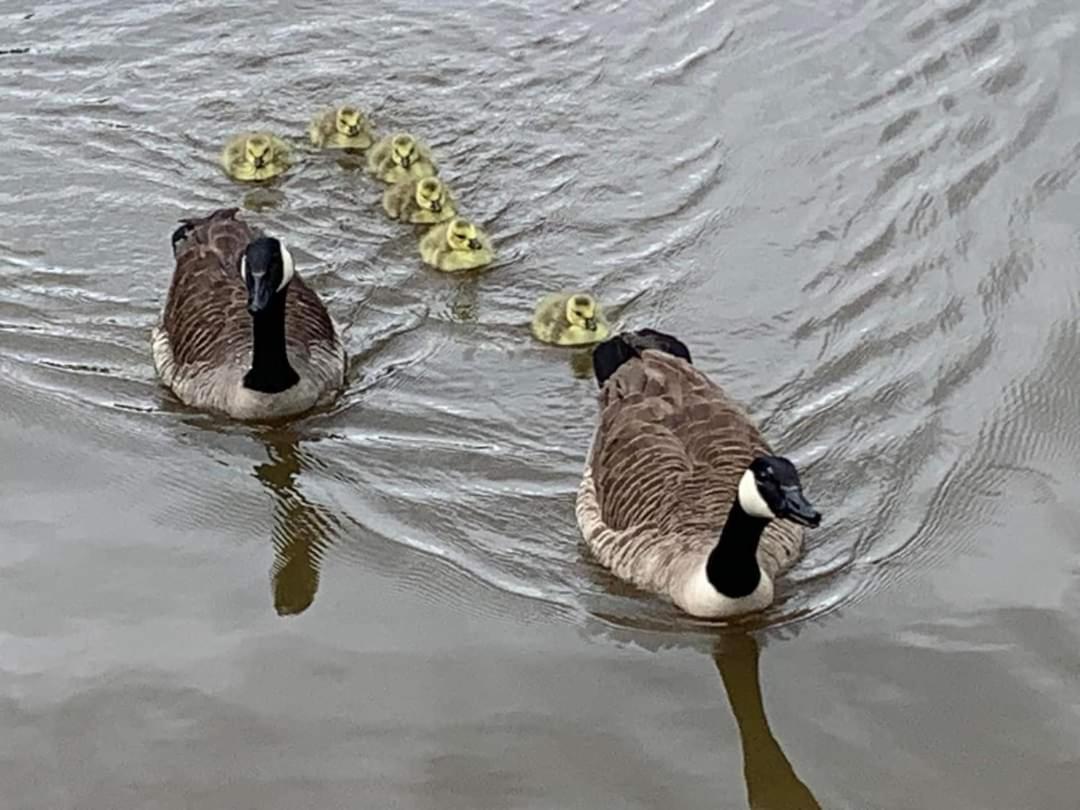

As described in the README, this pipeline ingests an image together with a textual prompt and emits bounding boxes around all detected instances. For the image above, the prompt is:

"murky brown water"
[2,0,1080,807]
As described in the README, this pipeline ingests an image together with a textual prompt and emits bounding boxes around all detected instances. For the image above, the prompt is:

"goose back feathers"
[152,208,345,420]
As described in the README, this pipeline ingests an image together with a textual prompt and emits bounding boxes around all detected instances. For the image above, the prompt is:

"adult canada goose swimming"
[576,329,822,618]
[151,208,346,421]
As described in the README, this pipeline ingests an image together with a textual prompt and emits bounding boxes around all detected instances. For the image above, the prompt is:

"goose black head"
[738,455,821,527]
[241,236,295,316]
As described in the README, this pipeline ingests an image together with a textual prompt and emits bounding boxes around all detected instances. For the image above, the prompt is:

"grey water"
[1,0,1079,807]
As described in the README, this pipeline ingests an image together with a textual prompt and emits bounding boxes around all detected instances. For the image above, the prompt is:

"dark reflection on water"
[254,430,337,616]
[714,634,821,810]
[2,0,1080,806]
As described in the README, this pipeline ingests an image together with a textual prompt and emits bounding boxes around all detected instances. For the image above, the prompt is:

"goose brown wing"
[592,351,766,534]
[162,209,255,369]
[283,276,338,352]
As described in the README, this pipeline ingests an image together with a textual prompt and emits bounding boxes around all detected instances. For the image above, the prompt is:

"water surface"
[2,0,1079,807]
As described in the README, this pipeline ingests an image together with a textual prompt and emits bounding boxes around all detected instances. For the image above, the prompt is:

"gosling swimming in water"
[419,217,495,272]
[367,132,437,184]
[382,176,457,224]
[308,105,375,150]
[220,132,291,182]
[531,292,611,346]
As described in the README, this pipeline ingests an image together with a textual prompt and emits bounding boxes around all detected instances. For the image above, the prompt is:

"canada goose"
[367,132,437,183]
[419,217,495,272]
[576,329,822,618]
[531,292,611,346]
[382,176,457,224]
[308,105,375,150]
[220,132,292,181]
[151,208,346,420]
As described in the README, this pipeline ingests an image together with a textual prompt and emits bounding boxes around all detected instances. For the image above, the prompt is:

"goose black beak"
[780,487,821,528]
[468,238,483,250]
[430,200,441,213]
[585,317,597,331]
[246,272,274,314]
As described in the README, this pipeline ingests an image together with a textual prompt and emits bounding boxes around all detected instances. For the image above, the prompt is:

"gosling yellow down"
[383,176,457,224]
[532,292,611,346]
[220,132,291,182]
[308,105,375,150]
[367,133,437,184]
[419,218,495,272]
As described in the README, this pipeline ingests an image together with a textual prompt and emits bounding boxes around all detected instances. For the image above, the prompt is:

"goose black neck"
[706,499,770,598]
[243,295,300,394]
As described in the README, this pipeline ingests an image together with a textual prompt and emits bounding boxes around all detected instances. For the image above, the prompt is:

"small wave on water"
[1,0,1079,641]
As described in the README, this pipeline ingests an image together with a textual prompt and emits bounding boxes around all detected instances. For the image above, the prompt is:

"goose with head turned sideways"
[576,329,821,618]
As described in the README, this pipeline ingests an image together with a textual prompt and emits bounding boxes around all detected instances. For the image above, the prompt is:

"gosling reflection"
[713,633,821,810]
[568,347,594,379]
[241,188,286,212]
[253,429,338,616]
[448,278,477,322]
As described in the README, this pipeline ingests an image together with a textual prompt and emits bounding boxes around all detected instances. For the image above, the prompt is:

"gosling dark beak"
[430,200,441,213]
[585,317,597,331]
[254,156,266,169]
[246,272,274,315]
[401,155,412,168]
[347,125,359,136]
[780,487,821,527]
[468,238,483,250]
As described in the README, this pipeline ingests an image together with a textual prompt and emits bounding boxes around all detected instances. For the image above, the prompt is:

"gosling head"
[565,294,599,331]
[738,456,821,527]
[445,218,483,251]
[335,106,365,137]
[392,134,417,168]
[241,236,295,315]
[245,134,273,169]
[415,177,446,213]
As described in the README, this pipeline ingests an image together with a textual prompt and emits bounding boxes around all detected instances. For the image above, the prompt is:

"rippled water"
[2,0,1080,807]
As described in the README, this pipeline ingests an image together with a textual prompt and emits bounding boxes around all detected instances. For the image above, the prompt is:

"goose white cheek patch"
[738,469,776,519]
[277,242,295,292]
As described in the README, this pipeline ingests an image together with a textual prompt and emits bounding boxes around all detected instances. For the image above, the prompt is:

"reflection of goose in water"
[252,429,339,616]
[713,633,821,810]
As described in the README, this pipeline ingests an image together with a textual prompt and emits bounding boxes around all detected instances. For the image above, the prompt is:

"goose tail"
[591,328,693,387]
[170,207,242,257]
